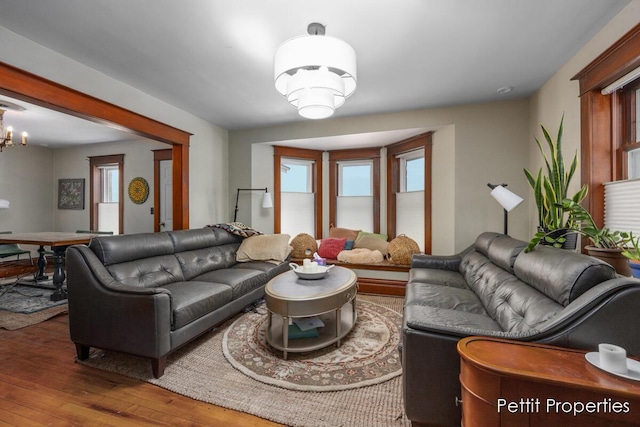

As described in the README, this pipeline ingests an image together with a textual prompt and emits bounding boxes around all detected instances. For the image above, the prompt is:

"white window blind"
[396,191,424,251]
[337,196,373,232]
[604,179,640,235]
[281,192,315,237]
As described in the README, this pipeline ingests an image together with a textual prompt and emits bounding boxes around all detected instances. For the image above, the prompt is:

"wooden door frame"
[153,149,173,232]
[0,61,191,230]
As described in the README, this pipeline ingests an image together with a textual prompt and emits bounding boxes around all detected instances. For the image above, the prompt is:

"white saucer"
[585,352,640,381]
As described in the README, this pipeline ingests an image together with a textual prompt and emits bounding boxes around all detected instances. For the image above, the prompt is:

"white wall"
[53,139,167,233]
[528,1,640,234]
[0,145,54,232]
[0,26,229,229]
[231,98,530,252]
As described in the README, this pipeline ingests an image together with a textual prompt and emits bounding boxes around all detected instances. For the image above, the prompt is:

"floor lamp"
[487,183,524,235]
[233,188,273,222]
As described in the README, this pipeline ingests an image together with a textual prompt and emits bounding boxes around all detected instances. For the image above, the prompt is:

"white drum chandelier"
[274,23,357,120]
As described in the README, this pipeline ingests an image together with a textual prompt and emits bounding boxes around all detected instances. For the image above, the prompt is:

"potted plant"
[524,115,588,249]
[527,199,633,276]
[622,232,640,278]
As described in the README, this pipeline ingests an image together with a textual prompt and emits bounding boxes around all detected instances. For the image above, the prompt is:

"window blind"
[281,192,315,237]
[603,179,640,235]
[396,191,424,251]
[337,196,373,232]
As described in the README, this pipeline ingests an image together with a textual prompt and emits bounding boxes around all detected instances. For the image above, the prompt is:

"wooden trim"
[273,146,323,238]
[328,147,381,233]
[153,149,172,232]
[357,277,406,296]
[385,132,433,253]
[0,61,191,230]
[573,23,640,245]
[89,154,124,234]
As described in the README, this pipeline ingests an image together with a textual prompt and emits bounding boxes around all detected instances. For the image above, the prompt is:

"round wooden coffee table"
[264,266,357,359]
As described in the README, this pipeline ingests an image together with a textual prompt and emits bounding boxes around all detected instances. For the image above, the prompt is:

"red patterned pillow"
[317,238,347,259]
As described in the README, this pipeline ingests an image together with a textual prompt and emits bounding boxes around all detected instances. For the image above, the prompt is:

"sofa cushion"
[408,268,469,290]
[404,304,503,335]
[236,234,292,264]
[473,232,503,257]
[405,283,488,315]
[90,232,175,265]
[193,268,266,299]
[176,246,237,280]
[106,255,184,288]
[230,260,290,281]
[162,281,233,330]
[513,246,616,306]
[486,235,527,274]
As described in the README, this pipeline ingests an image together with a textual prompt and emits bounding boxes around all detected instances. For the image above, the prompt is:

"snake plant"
[523,115,588,231]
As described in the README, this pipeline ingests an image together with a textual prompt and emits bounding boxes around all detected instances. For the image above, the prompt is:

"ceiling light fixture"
[0,108,28,152]
[274,23,357,120]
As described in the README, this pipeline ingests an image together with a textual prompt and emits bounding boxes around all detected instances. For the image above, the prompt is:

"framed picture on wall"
[58,178,85,210]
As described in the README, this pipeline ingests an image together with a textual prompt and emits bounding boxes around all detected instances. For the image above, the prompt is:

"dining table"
[0,232,102,301]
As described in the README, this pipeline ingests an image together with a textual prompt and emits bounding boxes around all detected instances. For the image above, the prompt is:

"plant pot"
[585,246,632,277]
[537,227,578,250]
[629,261,640,279]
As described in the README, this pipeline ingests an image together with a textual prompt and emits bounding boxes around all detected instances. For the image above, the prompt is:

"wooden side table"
[457,337,640,426]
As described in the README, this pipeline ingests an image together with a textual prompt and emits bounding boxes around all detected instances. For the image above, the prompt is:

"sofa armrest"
[411,245,473,271]
[66,245,172,359]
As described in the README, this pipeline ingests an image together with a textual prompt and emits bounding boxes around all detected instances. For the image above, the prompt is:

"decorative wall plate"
[128,177,149,204]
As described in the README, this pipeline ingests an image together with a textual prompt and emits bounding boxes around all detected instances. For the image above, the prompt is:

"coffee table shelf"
[265,301,356,354]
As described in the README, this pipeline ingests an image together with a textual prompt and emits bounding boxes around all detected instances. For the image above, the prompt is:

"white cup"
[599,343,628,374]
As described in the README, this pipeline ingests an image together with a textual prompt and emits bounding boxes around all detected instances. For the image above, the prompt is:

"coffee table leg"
[282,316,289,360]
[336,308,342,347]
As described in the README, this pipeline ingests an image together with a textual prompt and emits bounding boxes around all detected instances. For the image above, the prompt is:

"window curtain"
[281,192,315,237]
[336,196,374,232]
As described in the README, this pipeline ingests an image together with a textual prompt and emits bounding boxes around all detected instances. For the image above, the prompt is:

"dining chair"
[0,231,33,263]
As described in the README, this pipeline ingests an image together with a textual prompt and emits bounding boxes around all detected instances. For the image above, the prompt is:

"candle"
[599,343,627,374]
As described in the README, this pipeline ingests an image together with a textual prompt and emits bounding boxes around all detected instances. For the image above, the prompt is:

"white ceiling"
[0,0,631,148]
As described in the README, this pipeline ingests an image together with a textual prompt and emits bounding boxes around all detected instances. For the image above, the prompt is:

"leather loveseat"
[66,227,289,377]
[401,232,640,427]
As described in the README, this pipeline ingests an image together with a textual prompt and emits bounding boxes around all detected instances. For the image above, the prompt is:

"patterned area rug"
[223,299,402,391]
[0,284,68,330]
[0,284,67,314]
[78,294,411,427]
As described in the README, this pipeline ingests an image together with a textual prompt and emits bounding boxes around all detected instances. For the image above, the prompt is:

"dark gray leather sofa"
[402,232,640,427]
[66,227,289,378]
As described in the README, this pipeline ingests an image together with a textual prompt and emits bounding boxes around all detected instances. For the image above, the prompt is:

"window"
[281,159,313,193]
[89,154,124,234]
[100,165,119,203]
[339,161,372,196]
[387,133,432,253]
[329,148,380,234]
[398,149,425,192]
[273,147,323,238]
[573,22,640,235]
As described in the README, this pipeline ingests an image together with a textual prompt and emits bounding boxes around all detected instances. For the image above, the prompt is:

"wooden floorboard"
[0,315,282,427]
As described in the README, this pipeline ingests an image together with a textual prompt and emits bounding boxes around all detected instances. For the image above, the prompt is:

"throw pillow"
[329,226,361,241]
[344,240,355,250]
[337,248,384,264]
[355,231,388,241]
[236,234,292,264]
[317,237,347,259]
[354,234,389,256]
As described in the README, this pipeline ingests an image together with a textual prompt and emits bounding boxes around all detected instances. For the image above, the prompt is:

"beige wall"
[528,0,640,234]
[53,139,167,233]
[230,98,530,252]
[0,25,230,229]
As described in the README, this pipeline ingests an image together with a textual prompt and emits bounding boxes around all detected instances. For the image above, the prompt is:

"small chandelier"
[0,108,28,152]
[274,23,357,120]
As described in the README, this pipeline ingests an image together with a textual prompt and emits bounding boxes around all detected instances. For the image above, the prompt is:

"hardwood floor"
[0,314,282,426]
